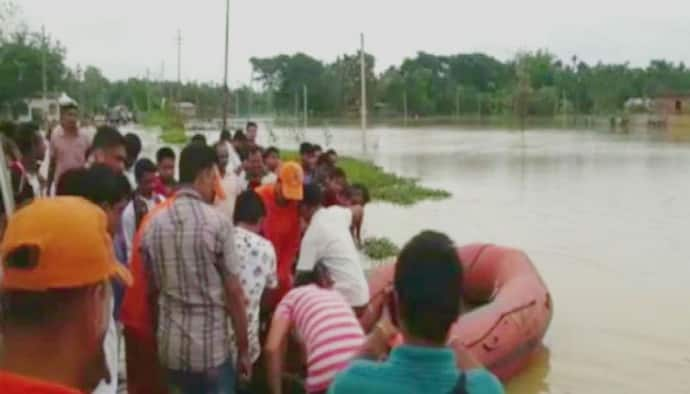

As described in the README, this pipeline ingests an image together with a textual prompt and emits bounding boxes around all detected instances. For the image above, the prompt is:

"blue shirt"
[328,345,504,394]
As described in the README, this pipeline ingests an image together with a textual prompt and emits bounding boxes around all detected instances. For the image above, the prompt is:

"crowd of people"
[0,102,504,394]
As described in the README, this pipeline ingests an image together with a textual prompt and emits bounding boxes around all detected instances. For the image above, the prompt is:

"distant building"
[624,97,652,112]
[651,94,690,115]
[173,102,197,118]
[19,92,77,123]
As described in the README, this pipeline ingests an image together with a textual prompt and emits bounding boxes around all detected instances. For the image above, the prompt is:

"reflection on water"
[262,126,690,394]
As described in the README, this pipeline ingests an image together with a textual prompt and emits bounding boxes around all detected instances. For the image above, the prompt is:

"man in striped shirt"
[264,263,364,394]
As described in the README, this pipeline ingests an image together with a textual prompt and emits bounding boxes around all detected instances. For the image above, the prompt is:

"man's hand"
[237,350,252,382]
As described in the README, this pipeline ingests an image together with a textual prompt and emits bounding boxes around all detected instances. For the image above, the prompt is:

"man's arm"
[217,219,251,378]
[46,155,57,195]
[264,315,290,394]
[349,205,364,246]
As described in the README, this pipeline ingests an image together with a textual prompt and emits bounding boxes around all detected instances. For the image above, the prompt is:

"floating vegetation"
[362,237,400,260]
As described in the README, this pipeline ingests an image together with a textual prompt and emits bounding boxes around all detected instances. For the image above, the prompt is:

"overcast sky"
[17,0,690,87]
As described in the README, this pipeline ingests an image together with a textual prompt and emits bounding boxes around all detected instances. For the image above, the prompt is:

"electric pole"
[360,33,367,152]
[41,25,47,120]
[222,0,230,130]
[176,29,182,100]
[403,90,408,127]
[303,84,308,130]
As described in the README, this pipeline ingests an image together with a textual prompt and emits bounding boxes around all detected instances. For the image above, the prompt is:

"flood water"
[261,126,690,394]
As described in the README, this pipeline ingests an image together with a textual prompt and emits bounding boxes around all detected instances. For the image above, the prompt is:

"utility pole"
[176,29,182,100]
[41,25,47,120]
[303,84,308,130]
[403,90,408,127]
[360,33,367,151]
[235,90,240,119]
[145,68,152,112]
[222,0,230,130]
[456,87,461,120]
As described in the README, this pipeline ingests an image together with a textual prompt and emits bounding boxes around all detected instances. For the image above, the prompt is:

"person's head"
[294,261,333,288]
[0,197,132,392]
[349,183,370,206]
[179,143,218,203]
[123,133,142,170]
[232,129,247,151]
[263,146,281,173]
[60,103,79,131]
[156,147,176,183]
[299,142,318,172]
[233,190,266,232]
[14,122,46,168]
[313,144,323,158]
[300,183,322,223]
[57,165,132,236]
[91,126,127,174]
[395,231,463,346]
[275,161,304,204]
[246,121,258,143]
[245,146,264,177]
[219,129,231,143]
[191,133,207,146]
[134,158,157,198]
[215,141,230,175]
[326,149,338,165]
[325,167,347,195]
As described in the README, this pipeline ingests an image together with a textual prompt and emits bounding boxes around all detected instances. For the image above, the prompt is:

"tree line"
[3,5,690,121]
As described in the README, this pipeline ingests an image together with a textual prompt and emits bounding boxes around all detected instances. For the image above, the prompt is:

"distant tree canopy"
[4,1,690,120]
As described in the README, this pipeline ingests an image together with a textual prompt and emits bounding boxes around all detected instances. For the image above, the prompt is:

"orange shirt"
[0,371,82,394]
[255,184,301,303]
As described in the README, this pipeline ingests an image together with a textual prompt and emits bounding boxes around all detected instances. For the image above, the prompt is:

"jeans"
[167,359,236,394]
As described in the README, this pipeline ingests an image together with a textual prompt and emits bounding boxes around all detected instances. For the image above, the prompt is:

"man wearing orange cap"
[255,161,304,306]
[0,197,132,394]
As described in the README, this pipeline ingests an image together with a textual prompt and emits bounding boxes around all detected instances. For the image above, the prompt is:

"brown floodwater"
[264,125,690,394]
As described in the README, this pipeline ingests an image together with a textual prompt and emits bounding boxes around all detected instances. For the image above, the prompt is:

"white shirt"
[232,226,278,362]
[215,171,240,221]
[93,295,117,394]
[121,193,165,260]
[261,171,278,185]
[225,141,242,176]
[296,206,370,307]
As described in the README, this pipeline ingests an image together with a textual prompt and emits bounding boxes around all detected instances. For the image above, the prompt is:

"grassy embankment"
[142,109,188,144]
[282,151,450,259]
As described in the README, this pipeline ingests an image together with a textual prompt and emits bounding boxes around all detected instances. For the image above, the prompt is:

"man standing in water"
[0,197,132,394]
[255,162,304,305]
[46,102,90,194]
[141,143,250,394]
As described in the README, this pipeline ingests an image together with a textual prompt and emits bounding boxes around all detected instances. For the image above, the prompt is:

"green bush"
[362,237,400,260]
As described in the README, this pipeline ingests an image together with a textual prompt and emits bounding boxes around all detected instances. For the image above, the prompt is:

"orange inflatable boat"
[368,243,553,381]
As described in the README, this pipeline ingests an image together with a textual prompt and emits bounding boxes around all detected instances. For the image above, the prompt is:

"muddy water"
[262,126,690,394]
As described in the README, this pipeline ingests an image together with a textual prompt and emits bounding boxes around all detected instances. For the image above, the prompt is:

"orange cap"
[1,197,132,291]
[278,161,304,201]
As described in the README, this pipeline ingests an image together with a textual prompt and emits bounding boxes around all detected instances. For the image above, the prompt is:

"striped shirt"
[275,285,364,393]
[141,188,239,372]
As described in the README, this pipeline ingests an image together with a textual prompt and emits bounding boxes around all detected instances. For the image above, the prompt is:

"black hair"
[395,231,462,344]
[233,190,266,225]
[57,164,132,206]
[13,122,41,155]
[246,121,258,129]
[179,143,218,184]
[91,126,125,152]
[124,133,142,160]
[313,144,323,153]
[302,183,322,208]
[326,149,337,156]
[294,261,331,287]
[263,146,279,159]
[59,103,78,113]
[156,146,176,163]
[134,158,157,182]
[191,134,207,146]
[299,142,314,155]
[350,183,370,204]
[245,145,262,159]
[220,129,231,142]
[0,286,94,328]
[233,130,247,141]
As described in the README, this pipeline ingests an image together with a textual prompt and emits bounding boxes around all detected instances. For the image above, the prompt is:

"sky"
[16,0,690,87]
